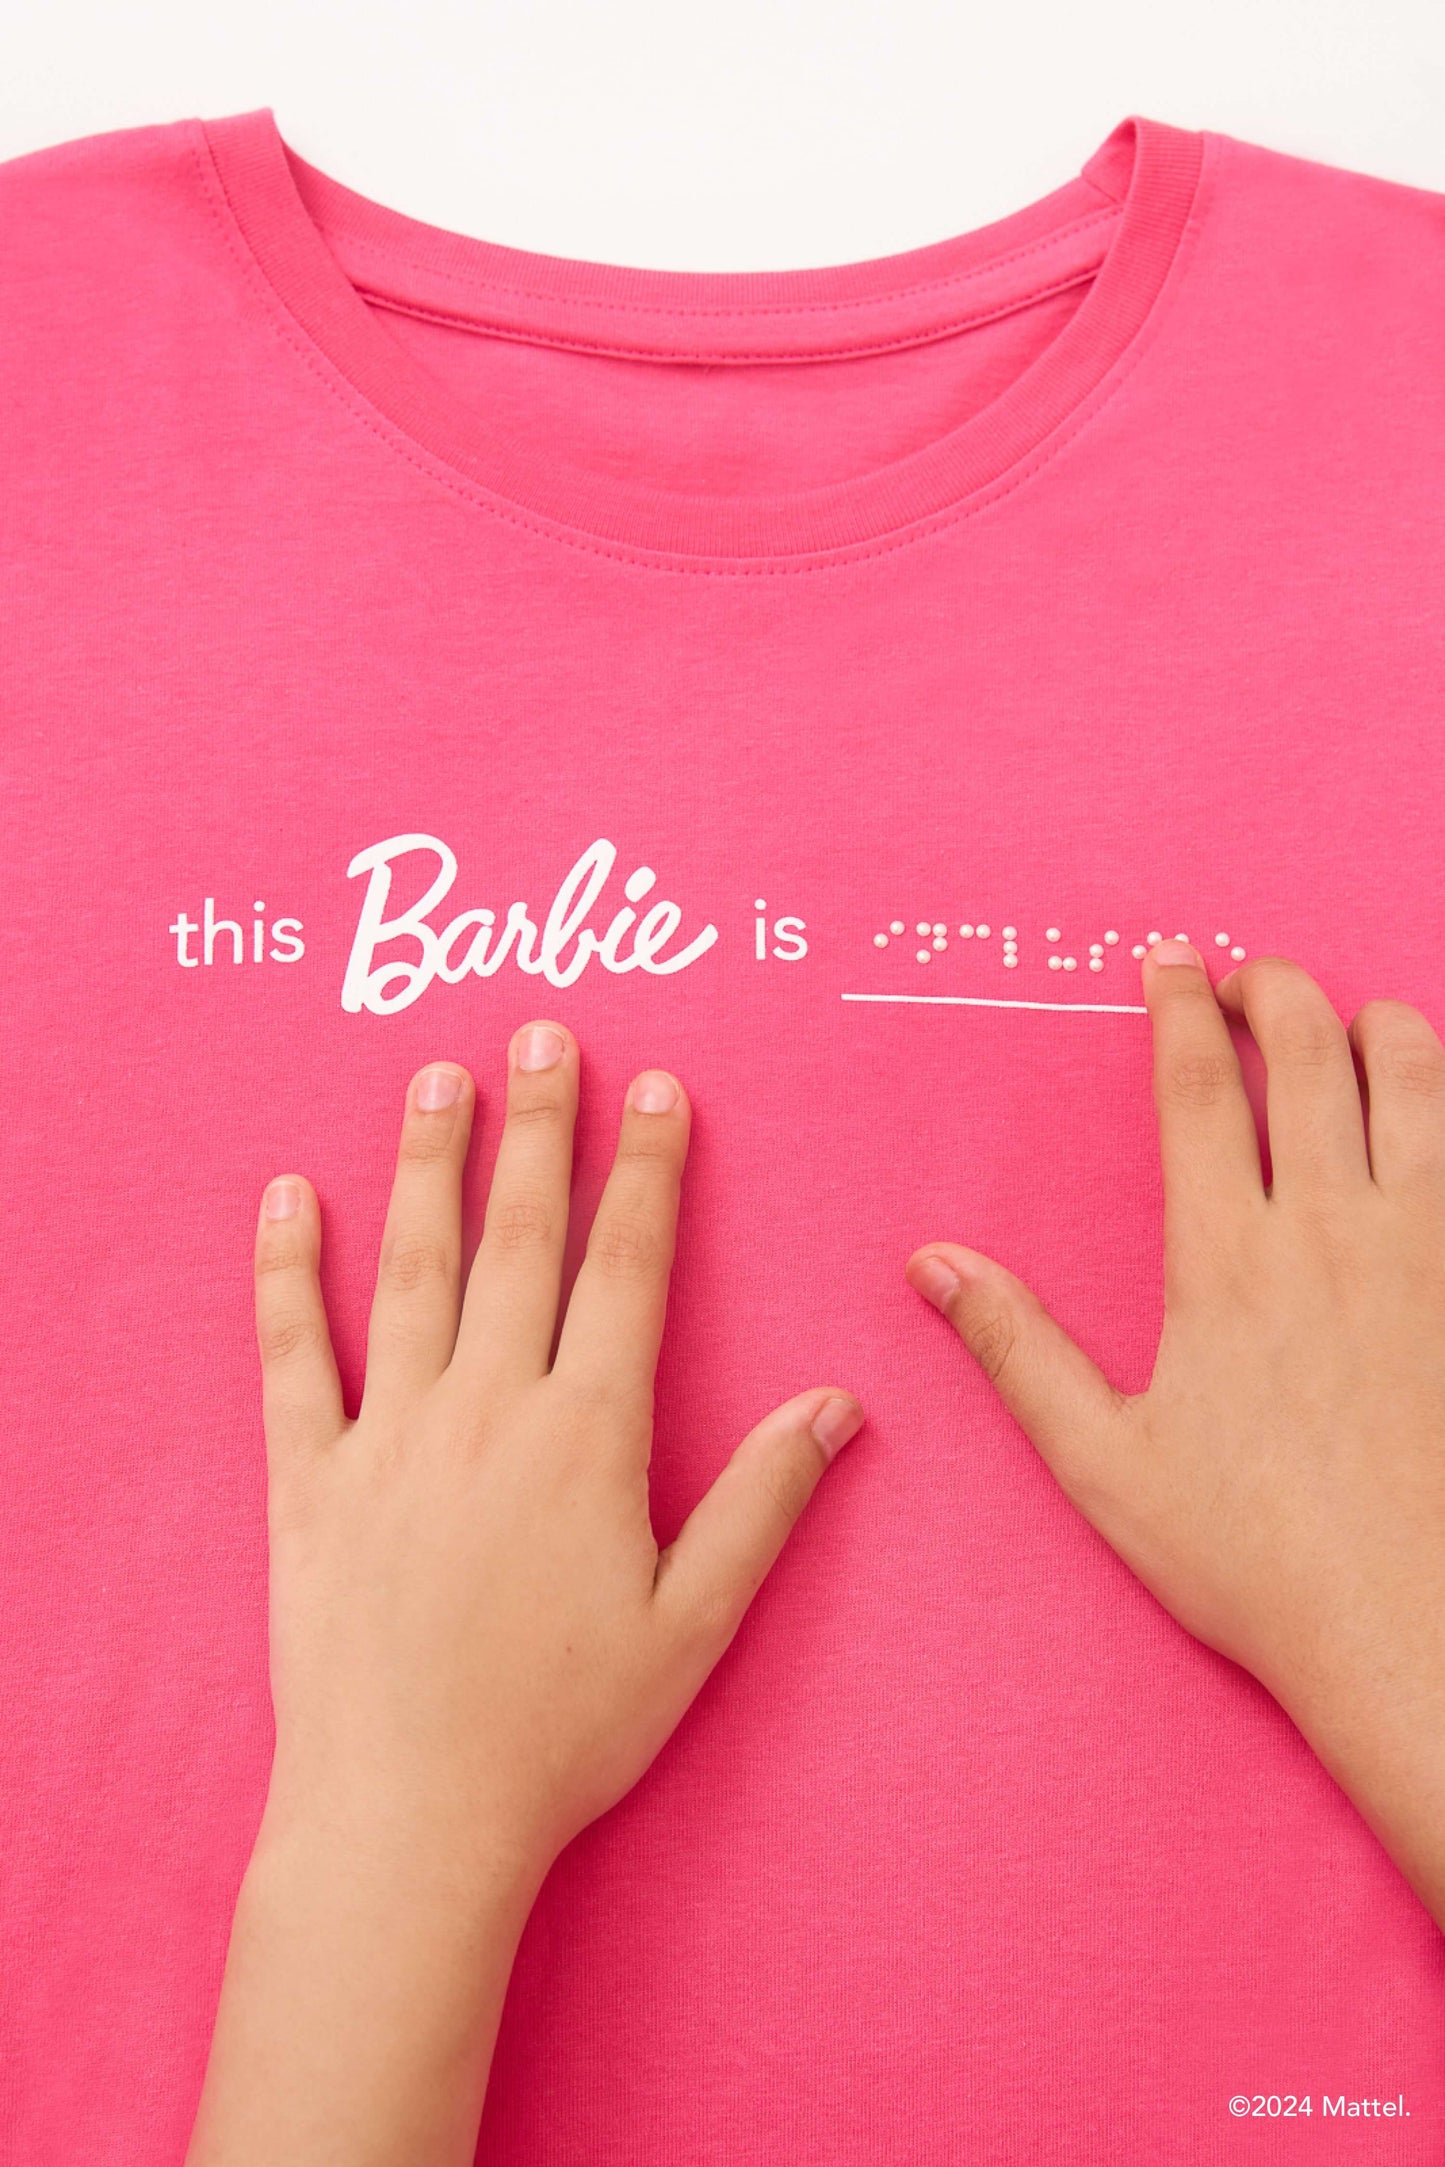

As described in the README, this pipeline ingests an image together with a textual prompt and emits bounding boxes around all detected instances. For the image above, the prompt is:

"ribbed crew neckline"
[197,108,1205,565]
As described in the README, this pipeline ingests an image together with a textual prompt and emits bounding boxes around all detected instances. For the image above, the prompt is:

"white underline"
[841,991,1148,1015]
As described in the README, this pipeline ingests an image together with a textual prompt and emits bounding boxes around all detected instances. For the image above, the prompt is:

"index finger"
[1142,940,1264,1265]
[550,1069,690,1418]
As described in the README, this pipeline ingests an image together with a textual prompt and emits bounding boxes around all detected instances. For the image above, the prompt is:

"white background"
[4,1,1444,270]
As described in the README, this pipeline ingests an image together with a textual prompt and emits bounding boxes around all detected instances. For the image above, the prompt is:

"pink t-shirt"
[5,106,1443,2163]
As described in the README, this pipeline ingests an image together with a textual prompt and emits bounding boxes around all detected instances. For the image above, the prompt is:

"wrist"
[1263,1637,1445,1926]
[251,1773,554,1938]
[189,1775,546,2167]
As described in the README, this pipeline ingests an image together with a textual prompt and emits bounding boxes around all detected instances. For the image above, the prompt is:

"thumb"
[906,1244,1123,1487]
[653,1387,862,1651]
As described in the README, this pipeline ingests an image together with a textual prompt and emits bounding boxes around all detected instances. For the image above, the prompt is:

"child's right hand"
[908,946,1445,1926]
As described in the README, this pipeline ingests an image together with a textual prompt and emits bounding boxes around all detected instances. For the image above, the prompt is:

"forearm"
[185,1798,546,2167]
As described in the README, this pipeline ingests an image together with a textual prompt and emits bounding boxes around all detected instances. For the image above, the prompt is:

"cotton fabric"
[4,106,1444,2162]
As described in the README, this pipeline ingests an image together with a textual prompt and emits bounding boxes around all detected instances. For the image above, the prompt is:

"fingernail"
[812,1395,863,1462]
[515,1025,565,1073]
[912,1255,961,1308]
[1149,940,1203,970]
[416,1065,464,1111]
[264,1179,301,1221]
[629,1070,679,1113]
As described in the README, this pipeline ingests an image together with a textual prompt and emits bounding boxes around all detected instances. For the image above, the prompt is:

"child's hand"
[256,1023,861,1878]
[908,947,1445,1924]
[187,1024,860,2167]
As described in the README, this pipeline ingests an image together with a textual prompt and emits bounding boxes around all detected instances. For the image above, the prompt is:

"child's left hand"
[187,1020,861,2167]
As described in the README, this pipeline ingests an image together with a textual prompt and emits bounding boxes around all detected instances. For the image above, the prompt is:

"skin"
[189,946,1445,2163]
[908,943,1445,1928]
[185,1022,862,2167]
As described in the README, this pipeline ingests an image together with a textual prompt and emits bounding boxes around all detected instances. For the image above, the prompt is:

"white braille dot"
[1214,932,1230,947]
[1045,927,1061,943]
[932,937,947,951]
[1088,944,1104,957]
[976,923,991,939]
[1048,954,1063,971]
[1002,926,1017,940]
[931,922,945,936]
[1090,958,1104,972]
[1175,933,1190,944]
[873,933,889,948]
[959,924,974,938]
[1004,954,1019,968]
[1104,930,1120,945]
[1003,940,1018,954]
[1231,945,1246,961]
[1063,956,1078,971]
[1147,931,1162,945]
[1132,944,1147,959]
[916,949,931,963]
[916,922,929,936]
[889,921,905,936]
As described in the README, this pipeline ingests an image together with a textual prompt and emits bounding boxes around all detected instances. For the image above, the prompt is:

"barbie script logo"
[341,834,719,1016]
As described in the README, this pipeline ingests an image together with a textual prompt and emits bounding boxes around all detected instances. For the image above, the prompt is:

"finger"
[653,1387,862,1651]
[550,1069,689,1417]
[360,1063,475,1418]
[254,1175,346,1465]
[1215,959,1368,1196]
[453,1021,578,1384]
[1348,1000,1445,1194]
[906,1244,1124,1500]
[1141,940,1263,1275]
